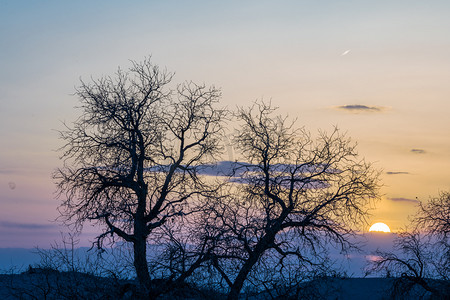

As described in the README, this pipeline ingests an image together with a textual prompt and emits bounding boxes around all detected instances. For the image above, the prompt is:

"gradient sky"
[1,0,450,247]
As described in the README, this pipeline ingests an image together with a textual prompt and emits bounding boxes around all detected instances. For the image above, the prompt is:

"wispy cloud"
[0,221,56,230]
[335,104,384,113]
[0,168,15,175]
[388,197,419,204]
[411,149,426,154]
[386,171,410,175]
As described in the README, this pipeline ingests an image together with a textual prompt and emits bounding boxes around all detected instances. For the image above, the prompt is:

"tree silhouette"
[367,192,450,299]
[416,191,450,242]
[54,58,225,296]
[200,102,380,299]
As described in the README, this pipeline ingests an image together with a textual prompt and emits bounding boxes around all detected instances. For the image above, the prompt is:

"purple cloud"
[0,169,15,174]
[386,171,410,175]
[0,221,56,230]
[388,197,419,204]
[336,104,383,112]
[411,149,426,154]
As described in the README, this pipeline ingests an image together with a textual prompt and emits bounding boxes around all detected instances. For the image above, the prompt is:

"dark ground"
[0,269,447,299]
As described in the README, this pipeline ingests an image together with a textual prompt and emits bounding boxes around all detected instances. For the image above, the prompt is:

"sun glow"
[369,222,391,233]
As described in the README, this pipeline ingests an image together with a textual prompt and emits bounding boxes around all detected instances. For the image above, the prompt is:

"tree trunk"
[227,254,259,300]
[133,236,151,296]
[134,182,151,297]
[227,229,279,300]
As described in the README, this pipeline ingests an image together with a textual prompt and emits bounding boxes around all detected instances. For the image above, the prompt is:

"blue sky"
[1,0,450,247]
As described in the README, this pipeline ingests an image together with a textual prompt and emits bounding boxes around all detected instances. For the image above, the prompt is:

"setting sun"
[369,222,391,233]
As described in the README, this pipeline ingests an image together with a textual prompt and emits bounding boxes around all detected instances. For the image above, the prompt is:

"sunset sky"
[1,0,450,248]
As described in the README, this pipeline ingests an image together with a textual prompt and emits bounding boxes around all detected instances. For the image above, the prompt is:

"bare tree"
[201,102,380,299]
[367,232,449,299]
[367,192,450,299]
[415,191,450,284]
[2,233,128,300]
[416,191,450,241]
[55,57,225,296]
